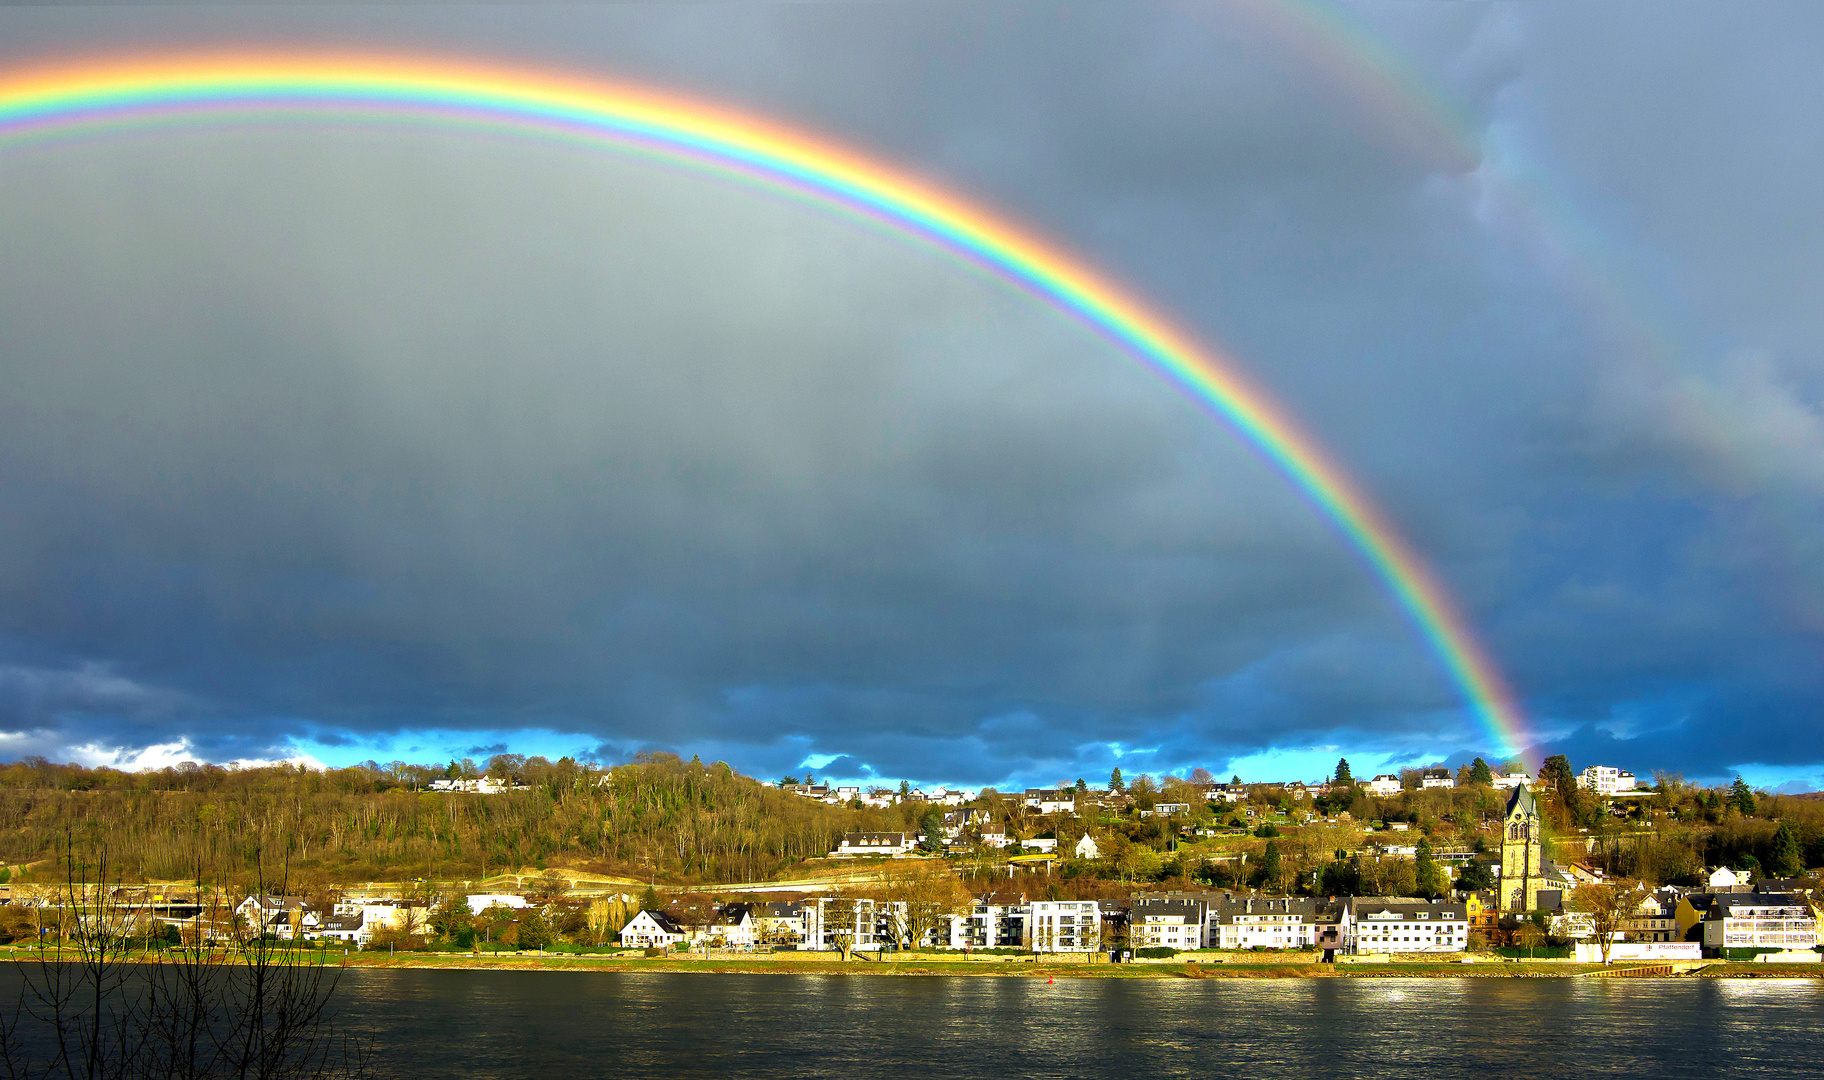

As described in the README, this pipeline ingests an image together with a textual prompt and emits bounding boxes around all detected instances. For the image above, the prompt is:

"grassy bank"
[319,952,1824,979]
[5,945,1817,979]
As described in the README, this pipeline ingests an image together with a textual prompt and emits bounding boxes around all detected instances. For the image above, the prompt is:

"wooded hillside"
[0,753,913,887]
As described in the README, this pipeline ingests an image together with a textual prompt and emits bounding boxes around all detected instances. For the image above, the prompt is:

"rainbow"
[0,53,1527,759]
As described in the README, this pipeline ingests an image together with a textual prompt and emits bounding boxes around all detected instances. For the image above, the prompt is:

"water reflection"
[318,970,1824,1080]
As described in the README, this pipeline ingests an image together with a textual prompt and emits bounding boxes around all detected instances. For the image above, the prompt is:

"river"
[326,969,1823,1079]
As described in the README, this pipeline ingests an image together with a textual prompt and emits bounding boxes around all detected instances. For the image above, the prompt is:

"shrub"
[1135,947,1179,958]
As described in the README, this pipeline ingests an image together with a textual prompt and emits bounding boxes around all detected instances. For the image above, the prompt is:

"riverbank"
[6,945,1817,979]
[313,952,1824,979]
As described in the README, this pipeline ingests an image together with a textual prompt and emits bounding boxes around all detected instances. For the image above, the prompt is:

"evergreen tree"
[1075,778,1088,794]
[1730,776,1758,817]
[1414,837,1447,899]
[1455,860,1496,893]
[1769,821,1802,878]
[1470,758,1495,786]
[1256,840,1282,890]
[430,893,469,939]
[1316,859,1360,896]
[919,811,945,853]
[1109,767,1124,792]
[1333,758,1354,787]
[1539,754,1576,793]
[1539,755,1587,827]
[515,907,555,951]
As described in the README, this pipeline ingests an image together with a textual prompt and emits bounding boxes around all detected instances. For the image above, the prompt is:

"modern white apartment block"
[1576,765,1644,795]
[802,897,906,952]
[947,903,1028,949]
[1028,900,1102,952]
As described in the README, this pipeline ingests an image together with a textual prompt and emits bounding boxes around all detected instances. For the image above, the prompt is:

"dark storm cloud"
[0,1,1819,785]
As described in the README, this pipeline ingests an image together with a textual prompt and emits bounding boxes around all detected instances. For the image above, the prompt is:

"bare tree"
[1572,879,1642,965]
[0,838,372,1080]
[1515,921,1546,960]
[879,867,970,951]
[817,898,859,961]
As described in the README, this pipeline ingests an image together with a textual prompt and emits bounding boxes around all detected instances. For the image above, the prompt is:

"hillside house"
[832,832,915,857]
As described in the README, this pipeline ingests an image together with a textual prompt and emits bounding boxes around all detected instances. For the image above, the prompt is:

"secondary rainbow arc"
[0,54,1528,760]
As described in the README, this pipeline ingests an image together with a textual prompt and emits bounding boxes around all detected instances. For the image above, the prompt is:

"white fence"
[1572,942,1701,963]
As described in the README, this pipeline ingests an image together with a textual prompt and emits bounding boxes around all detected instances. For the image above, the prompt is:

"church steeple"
[1497,784,1547,913]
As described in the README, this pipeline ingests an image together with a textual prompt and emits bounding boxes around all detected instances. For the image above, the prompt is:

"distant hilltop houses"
[775,782,976,807]
[427,777,531,794]
[776,763,1650,815]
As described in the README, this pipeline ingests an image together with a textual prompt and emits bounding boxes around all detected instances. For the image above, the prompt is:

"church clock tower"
[1498,785,1549,913]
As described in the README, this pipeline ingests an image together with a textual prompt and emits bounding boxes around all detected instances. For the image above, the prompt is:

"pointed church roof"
[1505,784,1537,818]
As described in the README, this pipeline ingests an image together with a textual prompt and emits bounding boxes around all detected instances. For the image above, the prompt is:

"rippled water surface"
[326,969,1824,1079]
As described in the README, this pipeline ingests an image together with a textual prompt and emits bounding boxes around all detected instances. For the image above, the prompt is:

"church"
[1498,784,1568,913]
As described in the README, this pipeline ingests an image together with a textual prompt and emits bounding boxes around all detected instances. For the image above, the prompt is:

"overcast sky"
[0,1,1819,791]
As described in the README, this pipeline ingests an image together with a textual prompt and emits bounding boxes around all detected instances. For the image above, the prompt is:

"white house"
[1021,837,1059,854]
[334,898,425,935]
[916,787,972,806]
[235,895,309,939]
[1707,866,1749,890]
[1131,896,1206,951]
[1420,769,1456,790]
[1365,775,1403,797]
[690,905,756,949]
[1074,835,1102,860]
[1024,789,1079,815]
[1343,897,1468,955]
[1028,900,1101,952]
[978,830,1012,849]
[1493,772,1532,790]
[307,913,369,947]
[831,832,916,857]
[619,910,686,949]
[753,901,806,947]
[466,893,532,917]
[1209,896,1333,951]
